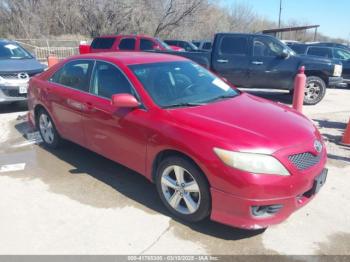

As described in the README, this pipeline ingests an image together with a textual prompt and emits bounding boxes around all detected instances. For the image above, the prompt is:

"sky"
[221,0,350,40]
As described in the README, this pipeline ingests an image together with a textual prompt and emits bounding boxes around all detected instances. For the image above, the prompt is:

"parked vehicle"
[164,33,343,105]
[0,39,45,104]
[192,40,212,51]
[311,42,350,51]
[28,52,327,230]
[79,35,180,54]
[164,40,199,51]
[288,43,350,86]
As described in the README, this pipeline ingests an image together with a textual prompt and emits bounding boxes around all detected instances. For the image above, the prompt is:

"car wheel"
[156,156,211,222]
[304,76,326,105]
[37,109,62,148]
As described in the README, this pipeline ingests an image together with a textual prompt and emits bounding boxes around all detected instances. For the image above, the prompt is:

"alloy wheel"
[160,165,201,215]
[39,113,55,144]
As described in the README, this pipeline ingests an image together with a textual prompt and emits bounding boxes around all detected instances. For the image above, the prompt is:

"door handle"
[252,61,264,65]
[217,59,228,63]
[86,102,96,112]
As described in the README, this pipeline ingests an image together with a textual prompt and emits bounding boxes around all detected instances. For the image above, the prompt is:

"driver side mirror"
[280,48,290,59]
[111,94,140,108]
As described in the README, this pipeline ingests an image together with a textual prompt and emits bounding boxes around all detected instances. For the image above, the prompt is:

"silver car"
[0,40,45,104]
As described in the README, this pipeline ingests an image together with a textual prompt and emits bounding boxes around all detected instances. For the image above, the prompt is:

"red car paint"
[79,34,180,54]
[27,52,327,229]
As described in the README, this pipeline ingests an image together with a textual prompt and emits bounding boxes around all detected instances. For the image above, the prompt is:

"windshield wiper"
[201,94,237,103]
[163,102,206,109]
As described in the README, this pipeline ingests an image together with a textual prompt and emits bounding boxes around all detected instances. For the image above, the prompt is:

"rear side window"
[91,61,133,99]
[91,38,115,49]
[165,40,177,46]
[289,45,307,54]
[50,60,93,92]
[220,36,247,55]
[140,39,155,51]
[307,47,332,58]
[119,38,136,50]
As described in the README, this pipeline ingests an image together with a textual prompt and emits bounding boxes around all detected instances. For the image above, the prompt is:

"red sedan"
[27,52,327,230]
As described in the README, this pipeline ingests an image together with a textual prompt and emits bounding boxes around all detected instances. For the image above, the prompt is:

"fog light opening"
[251,204,283,217]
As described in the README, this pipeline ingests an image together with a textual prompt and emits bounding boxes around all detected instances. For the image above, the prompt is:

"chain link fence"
[14,39,90,62]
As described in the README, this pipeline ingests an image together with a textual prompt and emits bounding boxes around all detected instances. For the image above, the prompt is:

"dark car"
[157,33,343,105]
[192,40,212,51]
[288,43,350,86]
[164,40,199,52]
[0,39,46,104]
[311,42,350,51]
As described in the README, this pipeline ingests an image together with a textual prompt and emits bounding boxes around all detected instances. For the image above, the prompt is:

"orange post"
[341,118,350,146]
[292,66,307,113]
[47,55,59,67]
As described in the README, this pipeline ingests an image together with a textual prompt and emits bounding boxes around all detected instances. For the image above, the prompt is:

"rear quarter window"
[91,37,116,49]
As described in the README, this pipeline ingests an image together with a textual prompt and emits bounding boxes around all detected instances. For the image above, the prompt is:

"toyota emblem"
[314,140,323,153]
[18,72,29,80]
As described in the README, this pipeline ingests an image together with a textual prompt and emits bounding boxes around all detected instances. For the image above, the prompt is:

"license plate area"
[19,84,28,94]
[311,169,328,195]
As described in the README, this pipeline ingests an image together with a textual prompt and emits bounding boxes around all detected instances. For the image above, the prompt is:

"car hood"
[167,93,320,154]
[0,58,46,74]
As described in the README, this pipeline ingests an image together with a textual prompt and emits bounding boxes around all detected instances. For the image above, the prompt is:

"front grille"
[289,152,321,170]
[1,88,27,98]
[0,73,19,79]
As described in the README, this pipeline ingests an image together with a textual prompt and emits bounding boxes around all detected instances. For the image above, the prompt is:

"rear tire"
[304,76,326,105]
[36,109,62,149]
[156,156,211,223]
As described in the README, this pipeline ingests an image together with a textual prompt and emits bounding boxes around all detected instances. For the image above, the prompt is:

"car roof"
[96,34,155,39]
[0,39,16,44]
[71,51,188,65]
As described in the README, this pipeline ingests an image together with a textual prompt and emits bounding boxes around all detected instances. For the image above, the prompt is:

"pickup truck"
[162,33,343,105]
[79,34,183,54]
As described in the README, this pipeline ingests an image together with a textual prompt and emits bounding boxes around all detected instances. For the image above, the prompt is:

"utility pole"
[278,0,282,38]
[278,0,282,28]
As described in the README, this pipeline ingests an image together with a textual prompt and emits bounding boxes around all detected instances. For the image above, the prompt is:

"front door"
[249,35,297,89]
[82,60,148,174]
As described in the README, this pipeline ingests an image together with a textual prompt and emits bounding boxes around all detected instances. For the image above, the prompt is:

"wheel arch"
[151,149,211,187]
[304,70,328,85]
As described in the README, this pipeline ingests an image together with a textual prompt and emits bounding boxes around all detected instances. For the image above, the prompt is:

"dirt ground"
[0,88,349,255]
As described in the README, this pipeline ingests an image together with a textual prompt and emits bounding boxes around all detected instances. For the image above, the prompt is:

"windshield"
[275,38,296,56]
[156,38,172,50]
[129,61,239,108]
[0,42,33,59]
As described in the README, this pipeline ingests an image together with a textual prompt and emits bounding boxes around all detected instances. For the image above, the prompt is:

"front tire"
[37,109,62,148]
[156,156,211,222]
[304,76,326,105]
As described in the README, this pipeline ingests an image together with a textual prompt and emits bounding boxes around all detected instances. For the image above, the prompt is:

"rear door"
[48,59,94,145]
[211,34,250,87]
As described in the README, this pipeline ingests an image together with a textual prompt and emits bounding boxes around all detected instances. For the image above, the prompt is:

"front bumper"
[211,169,327,230]
[0,81,29,103]
[328,76,343,87]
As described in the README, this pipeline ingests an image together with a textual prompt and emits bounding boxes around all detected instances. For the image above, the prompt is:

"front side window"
[50,60,93,91]
[0,42,32,59]
[334,48,350,60]
[91,61,133,99]
[140,39,155,51]
[119,38,136,50]
[129,61,239,108]
[203,42,212,50]
[220,36,247,55]
[253,36,284,57]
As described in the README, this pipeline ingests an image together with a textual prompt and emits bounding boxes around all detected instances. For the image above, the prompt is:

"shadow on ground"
[10,121,265,241]
[0,101,28,114]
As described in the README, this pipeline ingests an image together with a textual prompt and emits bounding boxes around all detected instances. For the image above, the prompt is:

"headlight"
[333,64,342,77]
[213,148,290,176]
